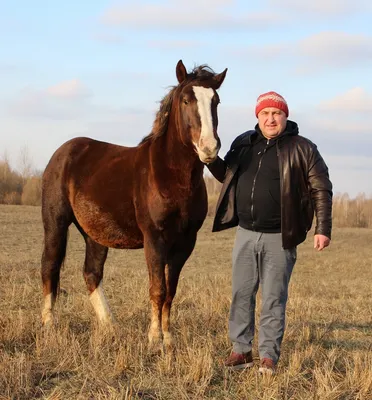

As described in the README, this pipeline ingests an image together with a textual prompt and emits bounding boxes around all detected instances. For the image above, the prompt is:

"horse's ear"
[213,68,228,89]
[176,60,188,83]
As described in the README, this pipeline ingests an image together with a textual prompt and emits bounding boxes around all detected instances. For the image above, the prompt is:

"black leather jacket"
[207,121,333,249]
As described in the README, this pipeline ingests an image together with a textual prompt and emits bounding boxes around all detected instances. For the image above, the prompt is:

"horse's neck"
[151,133,204,189]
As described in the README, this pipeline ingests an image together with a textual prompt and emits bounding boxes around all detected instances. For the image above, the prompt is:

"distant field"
[0,205,371,399]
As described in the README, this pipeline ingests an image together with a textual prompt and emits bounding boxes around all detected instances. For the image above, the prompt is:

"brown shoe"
[258,358,276,375]
[224,351,254,370]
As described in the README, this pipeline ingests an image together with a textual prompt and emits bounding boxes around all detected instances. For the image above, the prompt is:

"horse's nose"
[201,147,213,157]
[200,139,220,153]
[201,145,219,161]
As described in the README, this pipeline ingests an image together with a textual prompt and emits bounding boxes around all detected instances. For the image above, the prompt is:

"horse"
[40,60,227,348]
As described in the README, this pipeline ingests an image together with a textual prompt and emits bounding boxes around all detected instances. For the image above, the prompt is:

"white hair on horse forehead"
[192,86,214,100]
[192,86,214,131]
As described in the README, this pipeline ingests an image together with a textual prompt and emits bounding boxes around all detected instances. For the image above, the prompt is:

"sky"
[1,0,371,197]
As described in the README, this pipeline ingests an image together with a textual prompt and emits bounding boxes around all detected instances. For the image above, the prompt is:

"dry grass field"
[0,205,371,400]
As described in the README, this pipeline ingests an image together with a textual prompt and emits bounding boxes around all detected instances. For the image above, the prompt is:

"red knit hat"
[255,91,289,117]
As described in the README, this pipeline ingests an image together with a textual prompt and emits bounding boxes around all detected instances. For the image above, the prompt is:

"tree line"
[0,154,371,228]
[0,150,42,206]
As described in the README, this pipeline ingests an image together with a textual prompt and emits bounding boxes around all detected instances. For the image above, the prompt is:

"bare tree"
[17,145,34,184]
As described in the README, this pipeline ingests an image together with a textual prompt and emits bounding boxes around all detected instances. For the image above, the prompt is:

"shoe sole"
[228,361,254,370]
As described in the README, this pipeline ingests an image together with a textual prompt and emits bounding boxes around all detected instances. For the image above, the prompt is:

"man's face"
[257,107,287,139]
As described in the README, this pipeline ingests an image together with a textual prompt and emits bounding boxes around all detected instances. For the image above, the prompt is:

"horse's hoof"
[41,319,55,334]
[148,334,164,355]
[41,313,54,328]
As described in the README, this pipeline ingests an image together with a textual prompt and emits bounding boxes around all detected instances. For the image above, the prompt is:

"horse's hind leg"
[83,236,112,325]
[41,208,71,326]
[162,233,197,349]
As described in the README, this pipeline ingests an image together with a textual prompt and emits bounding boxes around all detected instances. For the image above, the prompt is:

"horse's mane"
[140,65,216,144]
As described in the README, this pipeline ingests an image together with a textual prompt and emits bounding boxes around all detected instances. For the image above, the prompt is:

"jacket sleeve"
[308,146,333,239]
[205,132,249,183]
[205,156,227,183]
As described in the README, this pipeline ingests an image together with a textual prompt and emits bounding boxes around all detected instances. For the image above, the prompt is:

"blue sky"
[1,0,372,196]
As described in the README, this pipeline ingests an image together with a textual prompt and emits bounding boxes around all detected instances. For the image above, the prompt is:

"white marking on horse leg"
[42,293,54,325]
[163,331,174,349]
[148,301,162,345]
[162,299,174,349]
[193,86,218,161]
[89,283,113,325]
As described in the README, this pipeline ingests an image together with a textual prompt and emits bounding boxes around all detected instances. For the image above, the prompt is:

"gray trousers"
[229,227,296,363]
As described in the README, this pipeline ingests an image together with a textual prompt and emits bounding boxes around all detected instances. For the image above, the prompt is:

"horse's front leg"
[144,235,167,349]
[162,233,197,349]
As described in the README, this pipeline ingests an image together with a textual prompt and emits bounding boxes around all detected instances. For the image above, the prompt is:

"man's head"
[255,91,288,139]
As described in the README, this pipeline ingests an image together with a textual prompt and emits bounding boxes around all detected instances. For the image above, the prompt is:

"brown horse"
[41,60,227,347]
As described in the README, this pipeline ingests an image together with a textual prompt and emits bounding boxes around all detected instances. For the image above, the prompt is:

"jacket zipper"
[250,139,270,230]
[276,141,283,233]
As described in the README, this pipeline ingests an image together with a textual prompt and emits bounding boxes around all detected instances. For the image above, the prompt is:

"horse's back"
[45,137,135,173]
[43,137,137,204]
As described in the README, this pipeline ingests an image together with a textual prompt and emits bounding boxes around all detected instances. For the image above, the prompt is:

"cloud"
[100,1,281,30]
[147,40,203,50]
[105,70,150,81]
[298,32,372,66]
[326,154,372,171]
[238,31,372,73]
[46,79,92,99]
[294,107,371,141]
[308,118,371,136]
[268,0,371,15]
[7,79,92,120]
[230,43,285,60]
[324,154,372,196]
[0,64,18,73]
[100,0,370,32]
[319,88,372,113]
[8,88,84,120]
[81,109,154,146]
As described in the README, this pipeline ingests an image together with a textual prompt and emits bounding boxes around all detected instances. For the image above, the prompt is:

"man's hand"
[314,234,330,251]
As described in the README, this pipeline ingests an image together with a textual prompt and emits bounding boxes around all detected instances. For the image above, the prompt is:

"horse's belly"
[87,219,144,249]
[73,197,144,249]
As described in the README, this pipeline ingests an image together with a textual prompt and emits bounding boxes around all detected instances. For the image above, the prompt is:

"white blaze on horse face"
[90,283,113,324]
[193,86,219,163]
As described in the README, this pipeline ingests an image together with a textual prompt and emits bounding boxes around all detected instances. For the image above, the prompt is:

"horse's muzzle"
[198,145,220,164]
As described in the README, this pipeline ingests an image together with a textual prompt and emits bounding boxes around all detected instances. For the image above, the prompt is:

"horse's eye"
[183,99,189,105]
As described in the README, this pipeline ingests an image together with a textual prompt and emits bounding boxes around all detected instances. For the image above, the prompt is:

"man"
[207,91,332,374]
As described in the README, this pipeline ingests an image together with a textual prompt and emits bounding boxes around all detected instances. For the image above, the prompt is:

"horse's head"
[175,60,227,164]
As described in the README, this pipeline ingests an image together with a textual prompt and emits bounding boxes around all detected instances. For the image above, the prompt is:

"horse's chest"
[147,193,206,232]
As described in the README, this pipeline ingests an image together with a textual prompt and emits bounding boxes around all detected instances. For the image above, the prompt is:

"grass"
[0,204,371,399]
